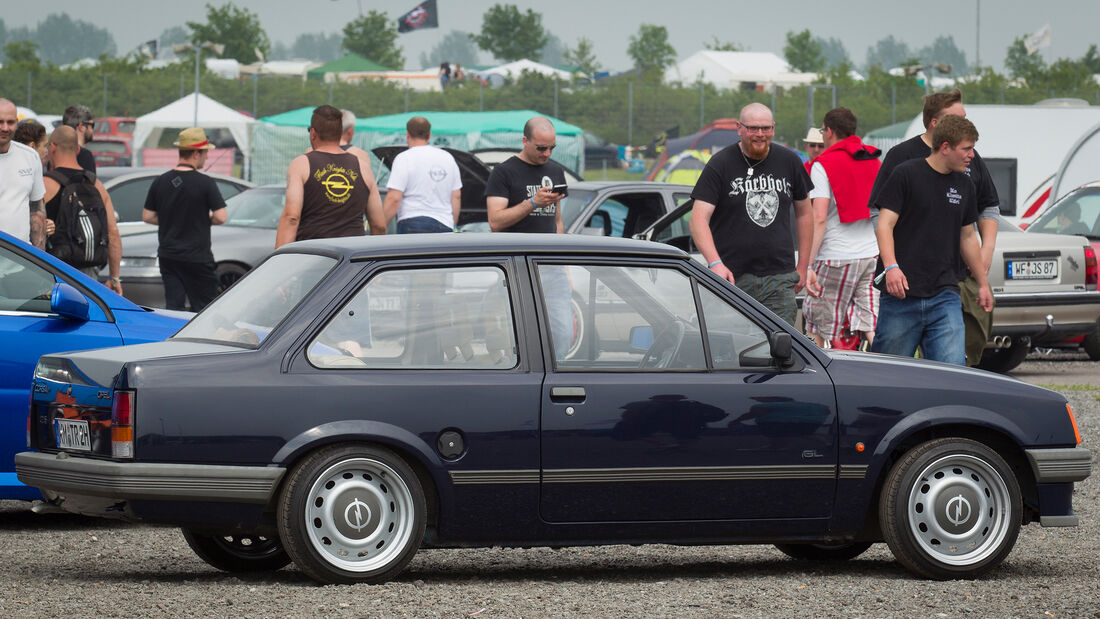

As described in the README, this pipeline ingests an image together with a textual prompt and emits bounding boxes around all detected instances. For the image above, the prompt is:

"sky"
[5,0,1097,72]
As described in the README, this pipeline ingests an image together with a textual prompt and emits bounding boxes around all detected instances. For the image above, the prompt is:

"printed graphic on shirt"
[429,165,447,182]
[524,176,557,216]
[947,187,962,205]
[313,163,361,204]
[729,174,791,228]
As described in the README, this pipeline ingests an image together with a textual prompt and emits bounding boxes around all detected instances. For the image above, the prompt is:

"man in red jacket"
[803,107,882,349]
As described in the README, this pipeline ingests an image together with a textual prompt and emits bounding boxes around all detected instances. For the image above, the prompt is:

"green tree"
[186,2,270,63]
[564,37,600,76]
[1004,36,1045,80]
[158,26,189,53]
[33,13,115,64]
[627,24,676,79]
[1081,44,1100,73]
[541,33,567,66]
[917,35,968,75]
[816,37,850,70]
[471,4,548,62]
[703,36,743,52]
[865,35,912,71]
[3,40,40,68]
[420,30,479,68]
[288,32,343,62]
[783,29,824,72]
[342,11,404,69]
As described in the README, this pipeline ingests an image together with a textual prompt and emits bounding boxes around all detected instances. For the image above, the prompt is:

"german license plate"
[55,418,91,451]
[1007,259,1058,279]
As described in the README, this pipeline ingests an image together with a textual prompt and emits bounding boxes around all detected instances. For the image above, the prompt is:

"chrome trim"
[838,464,869,479]
[450,465,838,485]
[450,470,539,485]
[1024,448,1092,483]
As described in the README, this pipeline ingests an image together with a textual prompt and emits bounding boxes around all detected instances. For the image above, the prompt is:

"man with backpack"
[43,126,122,293]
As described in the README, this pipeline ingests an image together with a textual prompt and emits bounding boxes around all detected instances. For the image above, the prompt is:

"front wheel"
[774,541,873,562]
[879,438,1021,580]
[277,444,426,585]
[180,529,290,572]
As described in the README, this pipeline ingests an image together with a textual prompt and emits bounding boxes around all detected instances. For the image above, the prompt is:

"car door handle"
[550,386,586,401]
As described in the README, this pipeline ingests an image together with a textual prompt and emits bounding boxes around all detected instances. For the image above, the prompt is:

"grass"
[1037,383,1100,392]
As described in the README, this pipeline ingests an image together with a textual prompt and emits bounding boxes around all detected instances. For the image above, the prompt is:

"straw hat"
[173,127,216,150]
[803,127,824,144]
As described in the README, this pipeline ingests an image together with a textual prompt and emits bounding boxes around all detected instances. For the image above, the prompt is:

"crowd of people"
[1,89,1002,366]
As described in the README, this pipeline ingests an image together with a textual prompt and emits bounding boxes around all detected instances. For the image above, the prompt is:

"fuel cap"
[437,430,464,459]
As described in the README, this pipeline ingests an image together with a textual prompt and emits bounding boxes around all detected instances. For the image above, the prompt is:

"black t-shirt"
[484,156,569,233]
[144,169,226,262]
[77,147,97,175]
[873,159,979,298]
[690,144,811,277]
[869,134,998,215]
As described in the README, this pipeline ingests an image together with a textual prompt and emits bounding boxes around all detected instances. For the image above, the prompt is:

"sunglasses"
[533,143,556,152]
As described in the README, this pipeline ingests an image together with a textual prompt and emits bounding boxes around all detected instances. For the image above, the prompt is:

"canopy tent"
[307,53,390,81]
[251,109,584,186]
[131,93,254,175]
[667,51,817,90]
[652,150,712,185]
[644,118,740,180]
[472,59,575,87]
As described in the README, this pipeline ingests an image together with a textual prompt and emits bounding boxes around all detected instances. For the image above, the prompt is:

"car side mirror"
[739,331,795,369]
[630,325,654,351]
[50,282,90,322]
[769,331,794,367]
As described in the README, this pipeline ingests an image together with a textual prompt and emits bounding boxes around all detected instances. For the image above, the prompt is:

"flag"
[1024,23,1051,55]
[397,0,439,33]
[138,39,158,60]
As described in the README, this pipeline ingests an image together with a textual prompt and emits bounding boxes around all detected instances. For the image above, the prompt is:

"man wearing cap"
[802,127,825,176]
[141,128,227,311]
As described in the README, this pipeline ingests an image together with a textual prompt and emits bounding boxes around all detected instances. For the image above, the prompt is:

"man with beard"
[689,103,814,326]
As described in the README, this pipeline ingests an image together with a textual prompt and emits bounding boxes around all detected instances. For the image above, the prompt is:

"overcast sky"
[6,0,1096,72]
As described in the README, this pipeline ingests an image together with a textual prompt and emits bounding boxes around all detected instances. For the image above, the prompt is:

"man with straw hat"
[141,127,227,311]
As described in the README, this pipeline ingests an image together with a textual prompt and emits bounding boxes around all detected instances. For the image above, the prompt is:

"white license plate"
[55,418,91,451]
[1007,259,1058,279]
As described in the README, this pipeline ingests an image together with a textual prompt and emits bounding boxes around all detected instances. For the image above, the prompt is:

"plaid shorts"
[804,257,879,340]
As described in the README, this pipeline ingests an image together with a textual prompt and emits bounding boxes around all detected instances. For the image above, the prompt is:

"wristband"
[708,259,723,269]
[529,197,536,209]
[109,276,121,282]
[874,264,898,285]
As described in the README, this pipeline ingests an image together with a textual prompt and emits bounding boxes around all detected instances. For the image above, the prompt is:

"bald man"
[0,98,46,248]
[484,116,568,234]
[689,102,814,326]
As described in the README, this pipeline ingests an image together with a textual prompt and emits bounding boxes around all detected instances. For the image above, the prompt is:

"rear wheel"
[879,438,1021,580]
[1082,325,1100,361]
[181,529,290,572]
[215,262,249,292]
[774,542,873,562]
[977,336,1030,373]
[277,444,426,585]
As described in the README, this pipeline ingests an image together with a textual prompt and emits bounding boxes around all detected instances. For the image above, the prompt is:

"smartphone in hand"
[551,184,568,196]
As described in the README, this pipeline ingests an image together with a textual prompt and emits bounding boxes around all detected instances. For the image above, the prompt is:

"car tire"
[977,337,1030,373]
[180,529,290,572]
[879,438,1022,580]
[1082,325,1100,361]
[774,542,873,562]
[276,443,426,585]
[215,262,249,292]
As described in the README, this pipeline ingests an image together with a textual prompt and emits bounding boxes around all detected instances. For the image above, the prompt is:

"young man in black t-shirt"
[689,102,814,326]
[142,128,227,311]
[870,115,993,365]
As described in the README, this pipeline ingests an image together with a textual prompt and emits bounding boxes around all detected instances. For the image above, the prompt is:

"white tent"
[473,59,574,86]
[667,51,817,90]
[132,93,254,174]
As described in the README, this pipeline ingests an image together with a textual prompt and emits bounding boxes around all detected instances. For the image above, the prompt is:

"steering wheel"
[639,320,686,369]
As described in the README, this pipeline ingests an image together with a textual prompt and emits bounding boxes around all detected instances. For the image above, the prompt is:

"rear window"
[88,141,127,154]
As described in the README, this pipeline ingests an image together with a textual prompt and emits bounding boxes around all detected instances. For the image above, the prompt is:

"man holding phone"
[485,116,569,234]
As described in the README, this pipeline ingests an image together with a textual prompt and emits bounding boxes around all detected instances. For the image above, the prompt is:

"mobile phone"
[551,184,568,195]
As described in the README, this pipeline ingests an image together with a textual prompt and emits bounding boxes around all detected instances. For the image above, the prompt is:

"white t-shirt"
[386,145,462,227]
[809,161,878,260]
[0,141,46,243]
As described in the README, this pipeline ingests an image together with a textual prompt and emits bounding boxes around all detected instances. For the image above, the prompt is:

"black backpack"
[45,169,109,269]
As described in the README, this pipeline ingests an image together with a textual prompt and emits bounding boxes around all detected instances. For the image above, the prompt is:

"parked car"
[93,116,135,140]
[637,202,1100,373]
[1017,182,1100,359]
[17,234,1091,584]
[111,185,285,307]
[583,130,621,170]
[87,138,132,167]
[0,230,189,500]
[97,167,254,236]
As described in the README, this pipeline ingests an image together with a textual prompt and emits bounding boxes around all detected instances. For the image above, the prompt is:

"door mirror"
[50,282,90,321]
[769,331,794,368]
[738,331,794,368]
[629,325,654,351]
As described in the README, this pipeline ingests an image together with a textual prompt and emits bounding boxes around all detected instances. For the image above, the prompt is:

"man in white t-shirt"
[383,116,461,233]
[803,107,882,348]
[0,98,47,247]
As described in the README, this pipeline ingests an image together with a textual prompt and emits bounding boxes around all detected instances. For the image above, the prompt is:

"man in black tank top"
[276,105,385,248]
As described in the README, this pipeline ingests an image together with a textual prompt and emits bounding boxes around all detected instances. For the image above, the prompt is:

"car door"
[535,259,837,524]
[570,190,671,239]
[0,241,122,495]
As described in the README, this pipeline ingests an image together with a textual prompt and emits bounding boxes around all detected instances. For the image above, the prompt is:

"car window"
[215,180,246,202]
[107,177,154,223]
[543,263,705,370]
[559,189,597,231]
[0,245,55,314]
[88,141,127,154]
[175,253,335,347]
[582,193,667,238]
[651,205,695,253]
[94,120,110,134]
[697,285,770,370]
[1031,189,1100,237]
[224,189,285,229]
[309,265,517,370]
[117,121,135,134]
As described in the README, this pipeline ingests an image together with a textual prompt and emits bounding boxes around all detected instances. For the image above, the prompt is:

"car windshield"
[1029,187,1100,238]
[173,253,336,348]
[224,188,285,229]
[559,189,597,230]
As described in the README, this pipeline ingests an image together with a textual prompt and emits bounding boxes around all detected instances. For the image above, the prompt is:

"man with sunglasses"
[689,103,814,327]
[485,116,568,234]
[60,104,97,175]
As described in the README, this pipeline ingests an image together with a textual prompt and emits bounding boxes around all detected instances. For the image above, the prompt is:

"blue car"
[16,234,1092,584]
[0,230,188,499]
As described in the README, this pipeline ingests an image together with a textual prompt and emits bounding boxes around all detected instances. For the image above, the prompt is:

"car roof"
[278,232,689,262]
[569,181,694,191]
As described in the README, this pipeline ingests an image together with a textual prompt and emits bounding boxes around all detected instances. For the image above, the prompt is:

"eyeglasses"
[533,143,556,152]
[741,124,775,134]
[82,121,94,128]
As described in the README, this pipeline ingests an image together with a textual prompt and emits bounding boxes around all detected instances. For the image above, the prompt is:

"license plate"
[55,418,91,451]
[368,295,401,311]
[1007,259,1058,279]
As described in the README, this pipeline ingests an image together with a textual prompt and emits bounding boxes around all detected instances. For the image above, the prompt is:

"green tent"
[306,53,390,80]
[252,109,584,186]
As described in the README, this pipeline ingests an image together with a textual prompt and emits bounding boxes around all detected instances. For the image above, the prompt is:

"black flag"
[138,39,158,60]
[397,0,439,33]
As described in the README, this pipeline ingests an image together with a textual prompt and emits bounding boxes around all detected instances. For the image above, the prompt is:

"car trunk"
[373,146,491,226]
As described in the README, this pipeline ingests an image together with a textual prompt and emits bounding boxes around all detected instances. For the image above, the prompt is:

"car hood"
[49,340,248,388]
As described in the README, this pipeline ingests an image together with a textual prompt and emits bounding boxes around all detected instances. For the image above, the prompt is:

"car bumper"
[991,291,1100,339]
[117,275,167,307]
[1024,447,1092,527]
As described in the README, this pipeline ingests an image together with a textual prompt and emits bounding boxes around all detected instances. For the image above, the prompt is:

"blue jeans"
[540,266,573,361]
[397,216,453,234]
[871,288,965,365]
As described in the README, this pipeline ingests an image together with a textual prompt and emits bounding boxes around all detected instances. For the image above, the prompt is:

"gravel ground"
[1,358,1097,618]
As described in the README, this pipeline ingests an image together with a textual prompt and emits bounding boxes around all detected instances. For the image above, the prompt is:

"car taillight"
[1084,245,1098,289]
[111,390,134,459]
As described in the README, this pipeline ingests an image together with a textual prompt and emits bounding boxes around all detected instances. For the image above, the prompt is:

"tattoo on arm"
[29,199,47,249]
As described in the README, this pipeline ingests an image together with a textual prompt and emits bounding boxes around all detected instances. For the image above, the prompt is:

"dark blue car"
[0,230,187,499]
[16,234,1091,584]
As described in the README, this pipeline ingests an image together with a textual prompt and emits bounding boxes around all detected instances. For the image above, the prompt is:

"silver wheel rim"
[906,453,1012,566]
[304,457,417,573]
